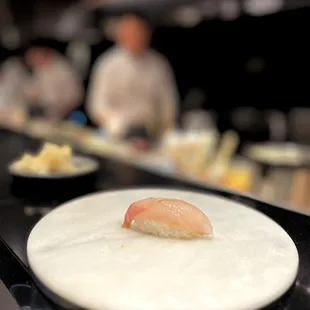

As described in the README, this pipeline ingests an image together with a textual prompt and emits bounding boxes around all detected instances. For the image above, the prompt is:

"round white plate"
[27,189,299,310]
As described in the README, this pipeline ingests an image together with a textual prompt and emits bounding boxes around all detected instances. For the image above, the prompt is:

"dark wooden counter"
[0,129,309,310]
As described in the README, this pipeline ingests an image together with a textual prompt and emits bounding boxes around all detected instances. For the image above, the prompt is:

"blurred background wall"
[1,0,310,138]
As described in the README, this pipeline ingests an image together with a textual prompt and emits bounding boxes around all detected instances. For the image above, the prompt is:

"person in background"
[0,57,28,130]
[86,12,179,141]
[25,47,83,121]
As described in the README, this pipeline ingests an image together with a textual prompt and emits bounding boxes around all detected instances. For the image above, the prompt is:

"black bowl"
[9,156,99,200]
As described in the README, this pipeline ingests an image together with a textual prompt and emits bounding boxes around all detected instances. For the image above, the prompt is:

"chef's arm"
[158,61,179,133]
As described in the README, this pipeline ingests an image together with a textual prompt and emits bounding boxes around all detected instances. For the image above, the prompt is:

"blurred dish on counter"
[219,158,257,193]
[160,130,218,177]
[9,143,99,199]
[10,143,98,177]
[244,142,310,167]
[244,142,310,213]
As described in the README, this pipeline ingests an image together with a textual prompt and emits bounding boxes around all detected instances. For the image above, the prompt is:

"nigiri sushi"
[122,198,213,239]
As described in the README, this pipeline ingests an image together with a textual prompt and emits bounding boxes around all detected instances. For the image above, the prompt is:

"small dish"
[244,142,310,167]
[9,156,99,199]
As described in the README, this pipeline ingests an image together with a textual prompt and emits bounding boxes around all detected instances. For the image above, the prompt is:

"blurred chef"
[87,13,179,140]
[25,47,83,121]
[0,57,28,129]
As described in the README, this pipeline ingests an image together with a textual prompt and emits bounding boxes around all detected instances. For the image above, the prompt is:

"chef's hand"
[95,110,106,126]
[27,88,40,105]
[132,139,150,152]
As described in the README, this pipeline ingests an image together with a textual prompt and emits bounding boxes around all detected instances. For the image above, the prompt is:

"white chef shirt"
[0,57,28,108]
[0,57,28,127]
[29,53,83,118]
[87,47,179,138]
